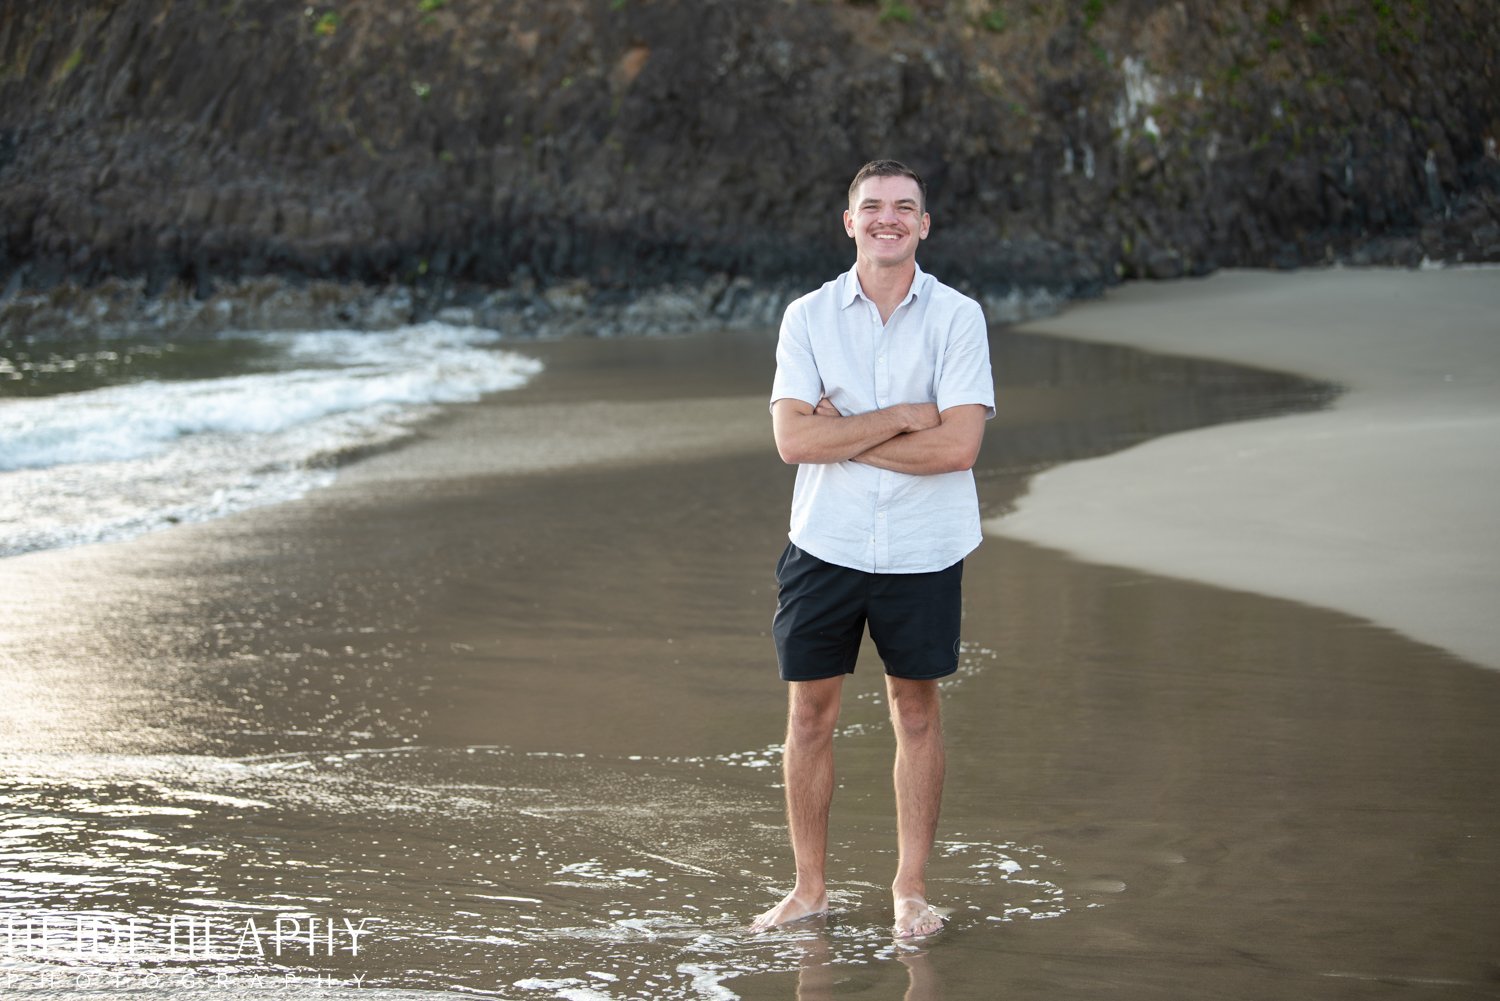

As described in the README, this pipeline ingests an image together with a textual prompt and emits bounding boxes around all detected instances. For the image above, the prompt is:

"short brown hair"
[847,160,927,213]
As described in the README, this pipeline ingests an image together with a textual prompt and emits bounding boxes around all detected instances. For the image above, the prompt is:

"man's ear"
[843,208,855,238]
[919,212,931,239]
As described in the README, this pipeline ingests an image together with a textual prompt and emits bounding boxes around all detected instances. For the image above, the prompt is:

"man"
[752,160,995,939]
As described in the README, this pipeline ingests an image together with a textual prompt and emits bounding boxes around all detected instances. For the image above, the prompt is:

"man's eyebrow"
[858,197,921,209]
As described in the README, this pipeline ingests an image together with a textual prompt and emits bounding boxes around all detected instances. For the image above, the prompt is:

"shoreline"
[989,266,1500,671]
[3,274,1498,997]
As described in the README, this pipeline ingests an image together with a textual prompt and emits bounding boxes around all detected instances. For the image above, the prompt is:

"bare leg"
[751,675,844,931]
[887,675,946,938]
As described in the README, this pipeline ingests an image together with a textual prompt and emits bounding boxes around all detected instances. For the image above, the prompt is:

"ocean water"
[0,326,1362,999]
[0,324,543,557]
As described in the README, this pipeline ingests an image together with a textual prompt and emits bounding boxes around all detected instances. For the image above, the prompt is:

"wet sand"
[2,286,1499,999]
[994,266,1500,670]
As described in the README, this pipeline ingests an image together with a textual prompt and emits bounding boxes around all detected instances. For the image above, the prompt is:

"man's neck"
[855,259,918,324]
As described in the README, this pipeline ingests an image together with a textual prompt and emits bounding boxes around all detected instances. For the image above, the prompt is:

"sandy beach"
[992,266,1500,671]
[2,270,1498,999]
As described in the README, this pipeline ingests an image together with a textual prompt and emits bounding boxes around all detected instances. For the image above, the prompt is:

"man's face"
[844,174,930,268]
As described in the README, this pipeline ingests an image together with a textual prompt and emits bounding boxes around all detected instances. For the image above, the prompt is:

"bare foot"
[749,889,829,932]
[893,896,945,939]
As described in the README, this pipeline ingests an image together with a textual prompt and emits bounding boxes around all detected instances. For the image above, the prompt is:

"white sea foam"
[0,322,542,557]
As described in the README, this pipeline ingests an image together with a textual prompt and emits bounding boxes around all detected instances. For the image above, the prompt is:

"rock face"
[1,0,1497,324]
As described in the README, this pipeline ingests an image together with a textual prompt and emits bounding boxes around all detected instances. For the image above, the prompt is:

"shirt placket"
[871,301,892,571]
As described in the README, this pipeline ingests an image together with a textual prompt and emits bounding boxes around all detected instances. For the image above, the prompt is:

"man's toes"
[751,893,827,932]
[893,899,945,938]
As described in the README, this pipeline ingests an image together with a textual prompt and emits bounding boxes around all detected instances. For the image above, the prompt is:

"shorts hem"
[779,668,855,683]
[885,664,959,682]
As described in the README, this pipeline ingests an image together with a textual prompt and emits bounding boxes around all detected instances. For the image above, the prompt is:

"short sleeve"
[769,297,824,412]
[935,299,996,418]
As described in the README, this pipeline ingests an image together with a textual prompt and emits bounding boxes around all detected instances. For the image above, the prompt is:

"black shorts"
[772,542,963,683]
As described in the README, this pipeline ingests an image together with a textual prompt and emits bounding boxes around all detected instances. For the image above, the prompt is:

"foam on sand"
[988,267,1500,671]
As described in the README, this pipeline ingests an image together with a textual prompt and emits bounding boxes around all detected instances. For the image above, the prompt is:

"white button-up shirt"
[770,264,995,573]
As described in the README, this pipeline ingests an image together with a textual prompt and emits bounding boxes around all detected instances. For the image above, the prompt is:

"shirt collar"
[840,262,931,310]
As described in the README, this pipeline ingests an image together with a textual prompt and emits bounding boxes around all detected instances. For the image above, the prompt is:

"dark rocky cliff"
[1,0,1497,331]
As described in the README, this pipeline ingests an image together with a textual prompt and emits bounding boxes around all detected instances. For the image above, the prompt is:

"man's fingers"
[902,402,941,431]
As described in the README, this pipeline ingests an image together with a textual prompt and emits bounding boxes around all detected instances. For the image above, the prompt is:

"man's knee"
[788,678,843,739]
[887,681,941,740]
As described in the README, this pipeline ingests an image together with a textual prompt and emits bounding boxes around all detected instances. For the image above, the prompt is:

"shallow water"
[0,699,1072,998]
[8,327,1495,999]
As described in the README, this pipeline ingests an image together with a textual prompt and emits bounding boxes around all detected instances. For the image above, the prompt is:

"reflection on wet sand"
[790,931,942,1001]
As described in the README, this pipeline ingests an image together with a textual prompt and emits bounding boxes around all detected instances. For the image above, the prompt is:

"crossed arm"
[771,397,987,475]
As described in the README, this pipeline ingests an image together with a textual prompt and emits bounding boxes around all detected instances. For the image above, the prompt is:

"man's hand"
[894,401,941,432]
